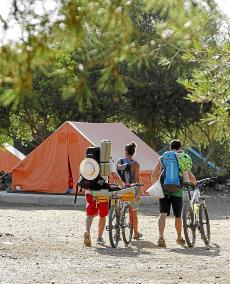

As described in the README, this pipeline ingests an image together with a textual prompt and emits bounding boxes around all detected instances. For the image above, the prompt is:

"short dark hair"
[170,139,182,150]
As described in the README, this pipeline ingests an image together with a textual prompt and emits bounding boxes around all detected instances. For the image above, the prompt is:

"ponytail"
[125,142,137,156]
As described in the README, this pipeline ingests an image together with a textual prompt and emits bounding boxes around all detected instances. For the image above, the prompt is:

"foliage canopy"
[0,0,230,173]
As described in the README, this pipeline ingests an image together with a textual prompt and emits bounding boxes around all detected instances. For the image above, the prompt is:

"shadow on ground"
[93,240,160,258]
[131,240,159,249]
[169,243,221,257]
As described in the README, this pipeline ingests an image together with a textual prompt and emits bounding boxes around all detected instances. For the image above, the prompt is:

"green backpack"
[176,152,192,172]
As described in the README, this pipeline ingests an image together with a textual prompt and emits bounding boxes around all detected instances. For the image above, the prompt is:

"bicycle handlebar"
[126,183,144,187]
[196,177,217,188]
[184,177,217,191]
[109,187,121,192]
[108,183,144,192]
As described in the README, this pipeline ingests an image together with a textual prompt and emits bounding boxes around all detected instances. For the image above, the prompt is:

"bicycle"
[182,178,215,247]
[106,183,143,248]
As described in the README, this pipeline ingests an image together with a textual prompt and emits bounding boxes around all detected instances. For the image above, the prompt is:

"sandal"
[133,232,143,240]
[158,237,166,248]
[84,232,92,247]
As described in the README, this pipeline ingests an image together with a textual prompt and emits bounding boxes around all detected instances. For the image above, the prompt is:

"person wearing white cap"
[81,157,123,246]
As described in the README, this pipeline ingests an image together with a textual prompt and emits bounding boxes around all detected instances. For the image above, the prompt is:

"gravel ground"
[0,193,230,284]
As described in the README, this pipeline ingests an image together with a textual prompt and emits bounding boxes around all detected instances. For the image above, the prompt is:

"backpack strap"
[74,184,82,204]
[159,156,166,187]
[126,159,136,183]
[128,159,134,165]
[116,158,126,182]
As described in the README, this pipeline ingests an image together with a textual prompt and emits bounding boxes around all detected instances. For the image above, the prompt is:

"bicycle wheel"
[199,203,210,245]
[108,205,120,248]
[183,203,196,247]
[121,203,133,245]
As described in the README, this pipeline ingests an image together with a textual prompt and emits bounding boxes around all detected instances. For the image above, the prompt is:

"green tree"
[0,0,228,165]
[0,0,222,103]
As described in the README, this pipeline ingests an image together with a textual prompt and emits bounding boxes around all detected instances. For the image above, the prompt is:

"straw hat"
[79,158,100,180]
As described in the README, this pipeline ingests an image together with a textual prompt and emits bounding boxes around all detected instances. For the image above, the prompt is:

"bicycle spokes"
[121,204,133,245]
[108,206,120,248]
[199,204,210,245]
[183,180,211,247]
[183,204,196,247]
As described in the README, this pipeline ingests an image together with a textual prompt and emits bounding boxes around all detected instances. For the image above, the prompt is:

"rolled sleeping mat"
[90,190,113,197]
[100,162,110,177]
[100,140,112,176]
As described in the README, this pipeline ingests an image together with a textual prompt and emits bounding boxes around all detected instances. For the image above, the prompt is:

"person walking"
[117,142,143,240]
[152,139,196,248]
[83,157,123,247]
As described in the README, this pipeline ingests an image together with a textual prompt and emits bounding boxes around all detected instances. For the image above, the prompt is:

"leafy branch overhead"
[0,0,230,172]
[0,0,223,100]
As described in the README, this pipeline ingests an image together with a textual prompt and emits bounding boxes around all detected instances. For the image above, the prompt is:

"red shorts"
[85,193,109,217]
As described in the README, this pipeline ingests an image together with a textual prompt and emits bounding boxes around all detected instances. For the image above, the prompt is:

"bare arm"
[189,171,197,186]
[134,162,141,184]
[133,162,142,199]
[151,160,162,184]
[111,172,124,187]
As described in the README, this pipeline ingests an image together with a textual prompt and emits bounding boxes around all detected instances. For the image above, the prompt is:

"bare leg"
[98,217,106,238]
[158,213,167,239]
[84,216,94,246]
[175,217,182,238]
[86,216,94,233]
[132,210,139,238]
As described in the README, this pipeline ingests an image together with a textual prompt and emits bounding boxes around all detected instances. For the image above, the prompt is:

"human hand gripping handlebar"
[130,183,144,187]
[196,177,217,188]
[122,183,144,189]
[183,177,217,192]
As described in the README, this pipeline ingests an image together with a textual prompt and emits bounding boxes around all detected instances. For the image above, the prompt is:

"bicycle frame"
[110,189,133,219]
[185,189,199,226]
[110,192,124,214]
[183,178,213,247]
[184,181,207,204]
[107,184,143,248]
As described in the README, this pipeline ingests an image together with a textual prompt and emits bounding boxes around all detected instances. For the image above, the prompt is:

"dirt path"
[0,194,230,284]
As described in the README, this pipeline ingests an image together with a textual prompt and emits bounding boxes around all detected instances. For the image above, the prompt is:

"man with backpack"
[152,139,196,248]
[80,141,124,247]
[117,142,143,240]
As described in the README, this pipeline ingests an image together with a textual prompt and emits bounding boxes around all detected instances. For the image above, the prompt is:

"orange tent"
[12,122,159,193]
[0,143,25,173]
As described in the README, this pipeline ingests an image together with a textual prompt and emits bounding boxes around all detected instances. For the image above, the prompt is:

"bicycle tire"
[108,205,120,248]
[121,203,133,245]
[199,203,210,245]
[183,203,196,247]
